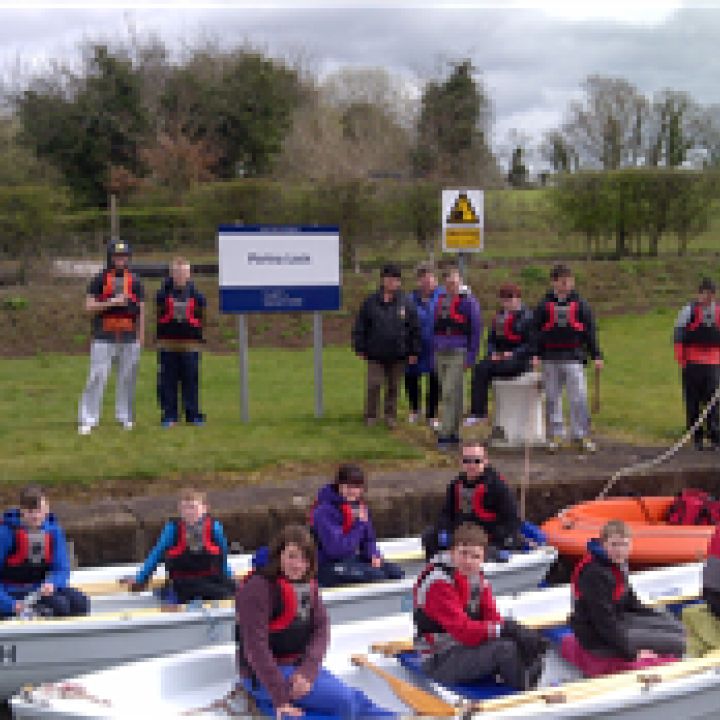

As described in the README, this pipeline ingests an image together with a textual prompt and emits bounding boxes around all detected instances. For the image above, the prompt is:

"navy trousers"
[317,559,404,588]
[2,586,89,619]
[158,350,202,422]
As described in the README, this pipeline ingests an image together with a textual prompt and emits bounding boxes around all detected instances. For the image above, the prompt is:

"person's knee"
[382,562,404,581]
[68,590,90,616]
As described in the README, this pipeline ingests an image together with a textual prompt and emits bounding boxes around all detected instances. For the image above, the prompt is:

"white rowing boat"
[77,537,558,619]
[11,563,709,719]
[0,540,556,699]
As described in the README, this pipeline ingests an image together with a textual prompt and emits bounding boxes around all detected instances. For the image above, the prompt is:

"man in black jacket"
[352,264,421,428]
[570,520,685,662]
[421,440,521,560]
[530,264,603,453]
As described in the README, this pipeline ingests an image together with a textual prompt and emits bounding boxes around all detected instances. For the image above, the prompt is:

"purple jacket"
[433,291,483,367]
[312,484,379,565]
[236,573,328,708]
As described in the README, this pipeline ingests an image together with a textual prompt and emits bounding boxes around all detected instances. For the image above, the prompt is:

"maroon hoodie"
[236,573,329,707]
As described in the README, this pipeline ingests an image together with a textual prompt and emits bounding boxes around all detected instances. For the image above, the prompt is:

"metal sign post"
[218,225,341,422]
[238,315,249,423]
[313,312,323,418]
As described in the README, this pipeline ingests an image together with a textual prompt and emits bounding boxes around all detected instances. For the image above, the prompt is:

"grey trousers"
[621,611,686,657]
[543,360,589,439]
[436,349,466,438]
[78,340,141,426]
[424,639,525,690]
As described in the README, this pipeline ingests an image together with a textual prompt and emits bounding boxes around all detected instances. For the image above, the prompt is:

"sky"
[0,1,719,149]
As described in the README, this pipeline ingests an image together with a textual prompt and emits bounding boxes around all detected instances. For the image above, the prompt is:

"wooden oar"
[351,655,457,717]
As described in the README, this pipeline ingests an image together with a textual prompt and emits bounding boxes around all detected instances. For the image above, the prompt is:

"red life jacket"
[540,300,585,349]
[434,293,470,336]
[237,575,316,665]
[413,560,492,655]
[571,553,626,603]
[454,479,498,523]
[682,302,720,346]
[165,517,222,580]
[492,310,523,353]
[1,527,53,586]
[157,285,203,342]
[666,489,720,526]
[98,269,139,334]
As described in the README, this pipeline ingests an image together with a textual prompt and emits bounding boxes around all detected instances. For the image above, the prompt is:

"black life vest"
[413,560,485,654]
[539,299,585,349]
[453,478,498,524]
[268,577,315,661]
[98,269,139,334]
[0,527,53,586]
[157,284,203,342]
[683,302,720,346]
[571,553,626,603]
[492,310,523,351]
[434,293,470,336]
[165,517,222,580]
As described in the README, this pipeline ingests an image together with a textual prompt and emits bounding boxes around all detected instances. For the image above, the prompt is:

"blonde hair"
[600,519,631,541]
[171,257,190,271]
[179,487,207,505]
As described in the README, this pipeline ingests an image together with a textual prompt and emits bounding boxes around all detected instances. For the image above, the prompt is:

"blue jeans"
[317,559,404,588]
[243,665,394,719]
[158,350,202,422]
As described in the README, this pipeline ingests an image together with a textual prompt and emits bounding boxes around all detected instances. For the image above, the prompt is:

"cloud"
[1,5,719,147]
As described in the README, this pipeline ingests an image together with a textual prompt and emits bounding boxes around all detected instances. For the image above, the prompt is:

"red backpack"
[666,489,720,526]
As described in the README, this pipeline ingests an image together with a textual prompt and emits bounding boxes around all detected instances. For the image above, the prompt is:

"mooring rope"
[597,380,720,501]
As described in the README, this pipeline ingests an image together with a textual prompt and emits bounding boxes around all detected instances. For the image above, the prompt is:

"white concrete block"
[490,371,545,447]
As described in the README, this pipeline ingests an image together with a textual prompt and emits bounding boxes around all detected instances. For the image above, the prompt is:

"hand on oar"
[351,654,457,717]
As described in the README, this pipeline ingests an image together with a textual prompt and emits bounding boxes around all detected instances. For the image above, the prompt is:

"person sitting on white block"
[466,282,533,427]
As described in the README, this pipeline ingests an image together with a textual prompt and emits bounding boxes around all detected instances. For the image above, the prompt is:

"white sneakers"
[122,421,134,430]
[408,413,419,424]
[78,421,133,435]
[78,424,93,436]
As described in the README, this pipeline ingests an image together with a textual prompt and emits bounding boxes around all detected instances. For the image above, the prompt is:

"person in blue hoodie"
[0,485,89,619]
[156,257,206,427]
[122,488,235,604]
[311,464,404,587]
[405,263,441,428]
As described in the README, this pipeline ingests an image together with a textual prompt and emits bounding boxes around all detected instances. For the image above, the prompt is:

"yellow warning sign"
[447,193,480,224]
[442,189,484,253]
[445,227,483,250]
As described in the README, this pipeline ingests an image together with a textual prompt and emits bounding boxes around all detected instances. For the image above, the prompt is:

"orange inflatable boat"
[541,496,714,566]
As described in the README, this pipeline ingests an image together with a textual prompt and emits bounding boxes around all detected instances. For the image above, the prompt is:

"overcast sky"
[1,2,719,148]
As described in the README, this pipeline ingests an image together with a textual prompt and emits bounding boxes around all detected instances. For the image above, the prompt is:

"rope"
[597,378,720,501]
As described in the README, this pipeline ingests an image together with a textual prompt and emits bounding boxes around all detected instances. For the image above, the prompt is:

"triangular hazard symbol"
[447,193,479,224]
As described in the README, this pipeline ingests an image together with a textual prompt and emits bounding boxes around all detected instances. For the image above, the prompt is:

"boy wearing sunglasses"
[422,440,521,560]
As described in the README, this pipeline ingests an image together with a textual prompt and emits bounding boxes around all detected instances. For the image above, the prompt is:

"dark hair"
[452,522,489,549]
[699,278,717,293]
[550,263,572,280]
[335,463,365,488]
[381,263,402,278]
[259,524,318,581]
[19,485,46,511]
[443,265,461,279]
[498,282,521,299]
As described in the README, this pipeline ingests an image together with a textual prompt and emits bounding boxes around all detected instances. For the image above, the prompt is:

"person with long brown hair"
[236,524,393,719]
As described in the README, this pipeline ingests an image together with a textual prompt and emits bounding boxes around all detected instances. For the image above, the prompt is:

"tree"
[507,147,528,187]
[414,60,496,182]
[16,43,150,206]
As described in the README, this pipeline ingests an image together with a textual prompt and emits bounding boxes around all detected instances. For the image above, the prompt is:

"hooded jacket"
[406,286,442,375]
[436,468,521,548]
[311,484,379,565]
[570,539,655,660]
[0,510,71,615]
[530,290,601,363]
[433,290,483,367]
[352,289,421,363]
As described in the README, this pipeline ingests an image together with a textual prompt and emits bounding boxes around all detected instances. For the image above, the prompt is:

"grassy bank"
[0,308,689,487]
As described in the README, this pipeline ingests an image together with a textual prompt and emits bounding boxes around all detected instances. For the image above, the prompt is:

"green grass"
[0,348,423,488]
[0,309,693,486]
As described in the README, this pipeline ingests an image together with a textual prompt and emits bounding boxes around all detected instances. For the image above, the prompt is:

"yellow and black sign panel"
[442,189,484,252]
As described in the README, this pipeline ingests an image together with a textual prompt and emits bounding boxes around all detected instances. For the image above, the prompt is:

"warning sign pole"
[313,312,323,418]
[238,315,249,422]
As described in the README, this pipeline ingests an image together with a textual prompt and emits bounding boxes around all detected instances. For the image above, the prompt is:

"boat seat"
[397,651,514,701]
[560,633,677,678]
[542,624,572,645]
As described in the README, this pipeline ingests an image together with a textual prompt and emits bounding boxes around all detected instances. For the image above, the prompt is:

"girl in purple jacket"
[236,525,393,719]
[311,465,404,588]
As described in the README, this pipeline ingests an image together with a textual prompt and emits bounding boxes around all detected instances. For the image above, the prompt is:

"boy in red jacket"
[413,523,546,690]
